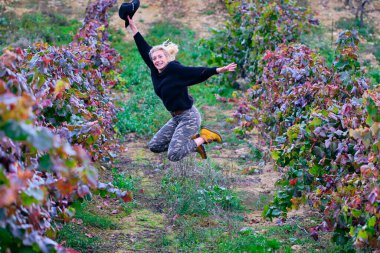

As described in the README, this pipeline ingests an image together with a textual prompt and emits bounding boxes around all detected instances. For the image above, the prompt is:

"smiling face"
[151,50,169,72]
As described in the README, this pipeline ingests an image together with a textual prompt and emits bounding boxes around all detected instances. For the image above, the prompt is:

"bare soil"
[111,0,228,40]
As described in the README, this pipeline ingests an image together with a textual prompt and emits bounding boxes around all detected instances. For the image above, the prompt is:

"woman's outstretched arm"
[127,16,154,69]
[171,62,237,87]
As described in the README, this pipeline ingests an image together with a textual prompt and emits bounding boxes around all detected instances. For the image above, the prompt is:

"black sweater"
[133,32,218,112]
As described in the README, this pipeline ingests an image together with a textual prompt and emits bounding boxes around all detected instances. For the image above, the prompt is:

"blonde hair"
[149,40,179,62]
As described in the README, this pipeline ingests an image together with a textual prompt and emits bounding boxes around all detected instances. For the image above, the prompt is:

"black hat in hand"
[118,0,140,27]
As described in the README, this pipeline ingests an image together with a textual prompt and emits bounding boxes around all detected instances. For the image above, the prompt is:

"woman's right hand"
[216,63,237,74]
[127,16,138,36]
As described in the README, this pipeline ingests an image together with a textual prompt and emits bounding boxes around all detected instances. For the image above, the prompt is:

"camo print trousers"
[148,106,201,162]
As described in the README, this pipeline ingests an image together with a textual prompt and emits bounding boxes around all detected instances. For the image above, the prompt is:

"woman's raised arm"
[127,16,139,36]
[127,16,154,69]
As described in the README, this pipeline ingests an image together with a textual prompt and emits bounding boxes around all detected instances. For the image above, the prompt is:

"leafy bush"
[0,0,123,251]
[202,0,314,89]
[237,30,379,249]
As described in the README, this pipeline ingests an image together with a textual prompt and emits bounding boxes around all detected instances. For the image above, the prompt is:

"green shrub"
[202,1,314,88]
[239,30,379,250]
[112,168,141,193]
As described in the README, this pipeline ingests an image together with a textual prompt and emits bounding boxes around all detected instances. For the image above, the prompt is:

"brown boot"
[200,127,222,144]
[192,134,207,159]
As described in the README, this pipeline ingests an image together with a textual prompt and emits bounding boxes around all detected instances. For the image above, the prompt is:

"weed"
[374,39,380,64]
[202,9,216,15]
[248,143,263,161]
[120,201,139,215]
[368,68,380,84]
[253,193,273,210]
[112,168,141,193]
[160,160,242,216]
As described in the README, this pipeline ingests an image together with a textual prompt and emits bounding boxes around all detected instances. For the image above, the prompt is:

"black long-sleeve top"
[133,32,218,112]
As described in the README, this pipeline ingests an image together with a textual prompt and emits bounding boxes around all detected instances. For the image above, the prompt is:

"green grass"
[57,200,118,251]
[155,216,289,253]
[112,168,141,193]
[261,223,362,253]
[159,158,242,217]
[0,10,81,49]
[300,26,335,67]
[109,22,228,137]
[160,166,242,216]
[374,39,380,64]
[57,223,100,251]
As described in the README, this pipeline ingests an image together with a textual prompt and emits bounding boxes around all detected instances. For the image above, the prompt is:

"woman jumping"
[127,16,237,162]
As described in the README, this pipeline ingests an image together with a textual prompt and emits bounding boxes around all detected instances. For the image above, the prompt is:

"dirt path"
[92,99,326,252]
[93,98,314,252]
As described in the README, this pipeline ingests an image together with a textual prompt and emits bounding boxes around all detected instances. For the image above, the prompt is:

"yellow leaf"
[54,79,70,97]
[97,25,105,31]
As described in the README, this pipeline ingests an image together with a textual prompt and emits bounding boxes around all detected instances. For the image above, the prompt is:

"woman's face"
[151,50,169,72]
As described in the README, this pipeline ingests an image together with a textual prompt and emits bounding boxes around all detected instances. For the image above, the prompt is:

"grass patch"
[155,216,288,252]
[72,200,118,229]
[0,10,81,49]
[160,159,242,216]
[260,222,359,253]
[57,200,118,251]
[57,223,100,251]
[112,168,141,193]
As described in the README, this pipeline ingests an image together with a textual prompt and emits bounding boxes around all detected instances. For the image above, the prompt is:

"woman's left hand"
[216,63,237,74]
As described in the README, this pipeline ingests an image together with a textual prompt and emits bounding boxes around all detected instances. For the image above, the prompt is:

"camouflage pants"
[148,106,201,162]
